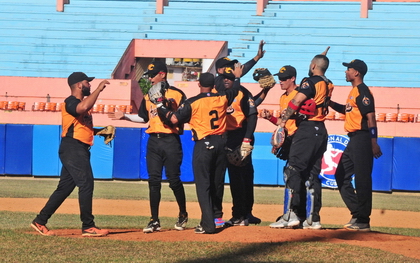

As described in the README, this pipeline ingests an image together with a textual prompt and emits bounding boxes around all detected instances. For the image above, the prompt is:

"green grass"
[1,177,420,262]
[0,227,418,263]
[1,177,420,211]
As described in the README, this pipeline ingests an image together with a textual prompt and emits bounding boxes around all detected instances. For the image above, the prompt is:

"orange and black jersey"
[344,83,375,133]
[298,75,334,122]
[61,95,94,145]
[174,80,240,141]
[280,89,298,136]
[226,86,258,131]
[139,84,186,135]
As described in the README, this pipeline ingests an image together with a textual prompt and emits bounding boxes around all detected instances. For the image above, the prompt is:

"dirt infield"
[3,198,420,260]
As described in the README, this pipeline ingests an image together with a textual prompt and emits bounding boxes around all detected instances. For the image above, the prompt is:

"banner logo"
[319,134,349,188]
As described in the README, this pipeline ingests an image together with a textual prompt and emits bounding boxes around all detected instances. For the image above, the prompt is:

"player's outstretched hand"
[257,40,266,59]
[108,108,124,120]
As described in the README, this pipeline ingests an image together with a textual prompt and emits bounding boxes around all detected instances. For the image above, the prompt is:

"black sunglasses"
[147,72,158,78]
[279,77,292,82]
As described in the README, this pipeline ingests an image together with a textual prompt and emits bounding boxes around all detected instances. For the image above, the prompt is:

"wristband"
[243,138,252,143]
[269,116,278,125]
[288,100,299,111]
[369,127,378,138]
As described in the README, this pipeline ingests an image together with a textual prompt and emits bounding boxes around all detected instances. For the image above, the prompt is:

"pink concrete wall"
[1,76,419,136]
[0,76,142,127]
[174,81,420,137]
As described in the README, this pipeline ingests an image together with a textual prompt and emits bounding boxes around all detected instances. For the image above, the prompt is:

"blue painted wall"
[1,124,418,192]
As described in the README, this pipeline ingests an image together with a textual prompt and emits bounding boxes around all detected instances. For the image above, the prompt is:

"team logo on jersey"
[300,81,310,89]
[345,103,352,112]
[319,134,349,188]
[362,96,370,106]
[226,105,234,114]
[248,98,255,108]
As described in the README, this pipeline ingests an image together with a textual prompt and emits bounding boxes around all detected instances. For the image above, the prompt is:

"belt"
[150,133,176,138]
[201,134,225,140]
[347,130,369,137]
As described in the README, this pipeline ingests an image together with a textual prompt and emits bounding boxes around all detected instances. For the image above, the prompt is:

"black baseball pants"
[335,130,373,224]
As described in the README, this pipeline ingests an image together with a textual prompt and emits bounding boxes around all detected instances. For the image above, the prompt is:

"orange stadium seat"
[416,114,420,123]
[408,114,415,122]
[397,113,409,122]
[376,113,386,122]
[17,102,26,111]
[117,105,127,113]
[56,102,64,112]
[385,113,397,122]
[125,105,132,114]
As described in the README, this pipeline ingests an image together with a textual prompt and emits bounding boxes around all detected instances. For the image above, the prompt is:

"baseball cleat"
[143,219,161,233]
[346,222,370,232]
[247,214,262,225]
[343,218,357,229]
[174,212,188,231]
[194,225,206,234]
[82,227,109,237]
[31,221,56,236]
[269,211,300,229]
[225,217,249,227]
[302,220,322,230]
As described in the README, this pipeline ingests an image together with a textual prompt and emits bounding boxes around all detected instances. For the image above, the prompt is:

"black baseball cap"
[199,72,215,88]
[221,66,236,81]
[67,72,95,86]
[342,59,368,76]
[215,57,238,69]
[144,60,168,76]
[273,65,296,79]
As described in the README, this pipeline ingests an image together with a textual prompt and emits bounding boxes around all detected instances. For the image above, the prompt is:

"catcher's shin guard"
[283,166,294,215]
[305,180,315,225]
[283,187,293,215]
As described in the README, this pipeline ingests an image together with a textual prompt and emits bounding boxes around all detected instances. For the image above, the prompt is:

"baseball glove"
[253,68,276,89]
[148,81,166,105]
[96,125,116,145]
[273,134,293,160]
[226,146,251,167]
[270,125,286,148]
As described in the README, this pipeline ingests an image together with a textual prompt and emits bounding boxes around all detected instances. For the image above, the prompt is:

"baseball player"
[261,48,332,228]
[214,41,267,226]
[260,65,305,219]
[153,67,243,234]
[215,65,259,227]
[31,72,110,237]
[269,54,334,230]
[329,59,382,231]
[111,60,188,233]
[214,40,266,95]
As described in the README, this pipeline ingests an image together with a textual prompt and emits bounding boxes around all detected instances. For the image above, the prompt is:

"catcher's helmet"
[299,99,316,116]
